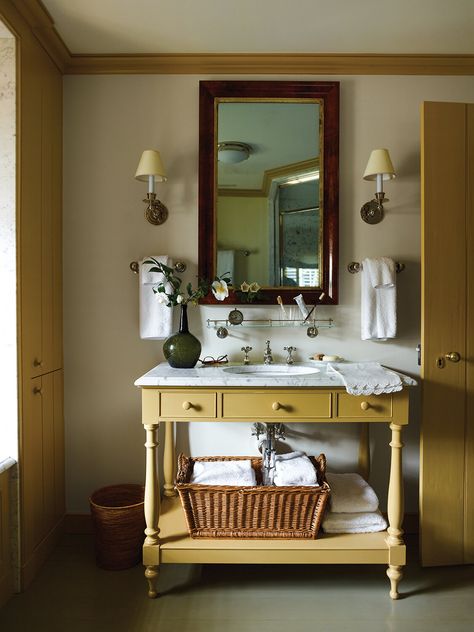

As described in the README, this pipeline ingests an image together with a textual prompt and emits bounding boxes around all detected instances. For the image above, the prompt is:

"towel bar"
[347,261,405,274]
[130,260,187,274]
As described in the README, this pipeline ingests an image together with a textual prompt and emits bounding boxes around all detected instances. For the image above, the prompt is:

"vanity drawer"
[160,392,216,418]
[222,392,332,419]
[336,393,393,419]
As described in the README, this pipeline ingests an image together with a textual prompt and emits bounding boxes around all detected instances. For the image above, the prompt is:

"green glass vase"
[163,304,201,369]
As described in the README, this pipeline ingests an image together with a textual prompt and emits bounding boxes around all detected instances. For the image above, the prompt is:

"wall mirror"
[199,80,339,304]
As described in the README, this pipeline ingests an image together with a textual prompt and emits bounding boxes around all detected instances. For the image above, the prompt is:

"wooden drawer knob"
[272,401,281,411]
[182,401,192,411]
[33,386,42,395]
[360,401,370,411]
[33,358,43,368]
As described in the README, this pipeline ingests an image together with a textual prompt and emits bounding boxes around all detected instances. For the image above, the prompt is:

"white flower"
[240,281,250,293]
[176,294,184,304]
[156,293,168,304]
[211,279,229,301]
[249,282,260,293]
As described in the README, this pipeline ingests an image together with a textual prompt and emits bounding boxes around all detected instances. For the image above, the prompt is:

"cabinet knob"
[33,386,42,395]
[445,351,461,363]
[182,401,192,411]
[33,358,43,368]
[360,401,370,411]
[272,401,281,411]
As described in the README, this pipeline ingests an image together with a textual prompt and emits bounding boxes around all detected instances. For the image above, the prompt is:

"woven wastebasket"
[89,484,145,570]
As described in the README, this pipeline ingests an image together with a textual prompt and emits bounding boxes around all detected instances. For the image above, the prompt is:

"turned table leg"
[386,422,405,599]
[144,423,160,598]
[163,421,177,497]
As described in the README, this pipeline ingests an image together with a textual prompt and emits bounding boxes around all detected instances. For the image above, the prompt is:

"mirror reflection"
[216,101,321,289]
[198,81,339,305]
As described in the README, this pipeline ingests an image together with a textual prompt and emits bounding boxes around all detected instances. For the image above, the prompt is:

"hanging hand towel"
[139,256,174,340]
[361,257,397,340]
[216,249,235,281]
[327,362,402,395]
[325,472,379,513]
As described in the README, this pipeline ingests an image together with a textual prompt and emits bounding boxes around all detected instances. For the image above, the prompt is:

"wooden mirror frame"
[198,80,339,305]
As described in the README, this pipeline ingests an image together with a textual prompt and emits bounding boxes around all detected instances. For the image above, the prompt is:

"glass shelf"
[206,317,334,338]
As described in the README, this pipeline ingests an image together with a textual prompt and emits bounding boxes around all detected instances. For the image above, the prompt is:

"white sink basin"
[222,364,320,377]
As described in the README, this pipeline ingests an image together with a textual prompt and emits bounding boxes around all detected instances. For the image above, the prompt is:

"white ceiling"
[41,0,474,55]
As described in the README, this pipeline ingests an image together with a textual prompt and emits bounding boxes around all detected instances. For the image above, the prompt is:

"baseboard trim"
[0,571,13,609]
[21,516,64,590]
[63,513,93,534]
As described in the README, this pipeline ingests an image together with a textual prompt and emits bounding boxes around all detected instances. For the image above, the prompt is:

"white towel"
[216,249,235,281]
[322,509,388,534]
[273,451,319,487]
[327,362,402,396]
[361,257,397,340]
[326,473,379,513]
[139,256,174,340]
[191,460,257,486]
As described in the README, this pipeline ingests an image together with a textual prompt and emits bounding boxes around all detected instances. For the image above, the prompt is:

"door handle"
[436,351,461,368]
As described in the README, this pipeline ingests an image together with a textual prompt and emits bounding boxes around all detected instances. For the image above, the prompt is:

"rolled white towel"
[191,460,257,486]
[322,509,388,534]
[273,451,318,487]
[326,472,379,513]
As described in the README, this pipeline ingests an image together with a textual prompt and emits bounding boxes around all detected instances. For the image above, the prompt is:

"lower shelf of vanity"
[154,496,405,566]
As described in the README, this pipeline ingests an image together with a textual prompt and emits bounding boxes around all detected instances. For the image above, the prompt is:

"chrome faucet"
[263,340,273,364]
[283,346,296,365]
[241,346,252,365]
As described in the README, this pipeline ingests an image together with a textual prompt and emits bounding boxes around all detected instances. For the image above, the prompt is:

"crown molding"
[0,0,70,71]
[64,52,474,76]
[3,1,473,76]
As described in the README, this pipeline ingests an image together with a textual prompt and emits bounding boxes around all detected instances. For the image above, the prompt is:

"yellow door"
[420,101,474,565]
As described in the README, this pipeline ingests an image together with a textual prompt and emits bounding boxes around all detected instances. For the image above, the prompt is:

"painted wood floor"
[0,534,473,631]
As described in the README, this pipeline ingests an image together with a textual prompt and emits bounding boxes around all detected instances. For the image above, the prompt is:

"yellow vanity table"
[135,362,413,600]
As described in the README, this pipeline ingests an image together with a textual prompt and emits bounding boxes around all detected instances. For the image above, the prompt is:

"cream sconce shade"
[361,148,396,224]
[135,149,168,225]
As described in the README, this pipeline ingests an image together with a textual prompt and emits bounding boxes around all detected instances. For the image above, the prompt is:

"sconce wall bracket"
[144,193,168,225]
[360,192,386,224]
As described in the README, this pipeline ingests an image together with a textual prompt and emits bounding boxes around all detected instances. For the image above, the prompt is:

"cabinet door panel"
[20,38,43,378]
[22,377,45,558]
[420,101,468,566]
[19,42,63,377]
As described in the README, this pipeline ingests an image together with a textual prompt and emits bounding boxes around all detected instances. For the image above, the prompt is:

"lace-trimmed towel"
[327,362,403,396]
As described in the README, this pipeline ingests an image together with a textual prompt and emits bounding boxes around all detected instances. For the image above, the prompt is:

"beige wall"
[217,195,269,285]
[63,74,474,514]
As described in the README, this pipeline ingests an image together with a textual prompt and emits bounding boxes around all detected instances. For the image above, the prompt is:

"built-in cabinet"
[0,468,13,607]
[4,6,65,587]
[420,101,474,565]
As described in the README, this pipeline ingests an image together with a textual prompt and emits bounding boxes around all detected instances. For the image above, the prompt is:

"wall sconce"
[135,149,168,225]
[360,148,396,224]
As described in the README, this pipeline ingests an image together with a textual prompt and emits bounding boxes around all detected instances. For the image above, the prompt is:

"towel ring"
[130,260,187,274]
[347,261,405,274]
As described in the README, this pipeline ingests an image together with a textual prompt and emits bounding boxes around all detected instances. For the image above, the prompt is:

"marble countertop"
[135,362,417,389]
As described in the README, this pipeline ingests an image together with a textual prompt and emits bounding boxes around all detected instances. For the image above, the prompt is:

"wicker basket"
[176,454,330,539]
[89,484,145,570]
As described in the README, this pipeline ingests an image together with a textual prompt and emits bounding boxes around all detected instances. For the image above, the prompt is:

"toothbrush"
[303,292,326,322]
[277,295,289,319]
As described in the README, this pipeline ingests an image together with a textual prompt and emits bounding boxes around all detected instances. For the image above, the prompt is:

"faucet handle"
[241,346,252,365]
[283,346,296,364]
